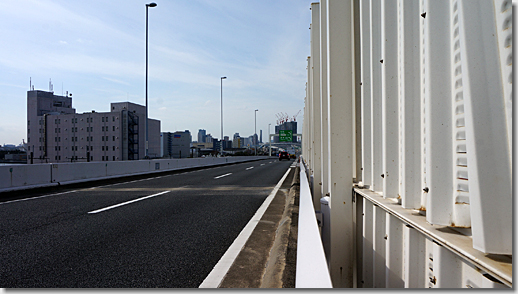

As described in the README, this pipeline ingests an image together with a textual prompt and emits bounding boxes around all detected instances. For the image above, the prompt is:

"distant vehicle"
[290,154,296,159]
[279,151,290,161]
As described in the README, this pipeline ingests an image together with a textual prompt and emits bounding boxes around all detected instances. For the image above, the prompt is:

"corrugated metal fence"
[301,0,512,288]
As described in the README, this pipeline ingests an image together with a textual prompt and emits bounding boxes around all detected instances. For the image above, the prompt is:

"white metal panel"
[450,0,471,228]
[381,0,399,199]
[326,0,355,287]
[310,3,323,206]
[423,0,454,226]
[457,0,512,254]
[403,225,426,288]
[320,0,330,203]
[362,200,374,288]
[493,0,512,166]
[369,0,383,193]
[385,214,404,287]
[432,242,462,288]
[398,0,422,209]
[373,205,386,288]
[360,0,372,189]
[419,0,428,214]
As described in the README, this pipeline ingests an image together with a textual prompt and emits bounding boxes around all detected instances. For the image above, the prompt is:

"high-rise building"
[26,90,161,163]
[197,129,206,143]
[260,130,262,143]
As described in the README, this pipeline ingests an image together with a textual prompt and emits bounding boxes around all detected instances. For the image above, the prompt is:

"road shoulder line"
[199,167,292,288]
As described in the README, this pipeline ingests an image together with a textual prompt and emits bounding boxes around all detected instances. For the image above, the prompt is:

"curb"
[261,165,300,288]
[218,164,300,288]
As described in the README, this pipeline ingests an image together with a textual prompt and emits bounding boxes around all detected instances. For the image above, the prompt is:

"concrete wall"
[0,156,266,192]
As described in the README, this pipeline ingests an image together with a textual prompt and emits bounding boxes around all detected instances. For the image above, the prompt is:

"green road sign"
[279,130,293,142]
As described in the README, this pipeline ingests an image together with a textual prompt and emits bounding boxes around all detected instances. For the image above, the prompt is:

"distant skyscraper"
[198,129,206,143]
[260,130,262,143]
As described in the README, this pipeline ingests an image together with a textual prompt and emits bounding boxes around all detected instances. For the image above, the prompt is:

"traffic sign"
[279,130,293,142]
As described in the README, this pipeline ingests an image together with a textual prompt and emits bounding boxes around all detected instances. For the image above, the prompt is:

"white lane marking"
[0,190,78,205]
[88,190,170,214]
[260,164,265,166]
[214,173,232,179]
[199,167,292,288]
[245,167,254,170]
[269,162,273,164]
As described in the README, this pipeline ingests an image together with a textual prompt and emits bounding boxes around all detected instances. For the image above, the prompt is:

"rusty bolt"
[381,173,385,178]
[380,59,384,63]
[421,12,427,18]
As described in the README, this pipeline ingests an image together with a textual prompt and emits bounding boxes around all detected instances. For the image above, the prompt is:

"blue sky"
[0,0,311,145]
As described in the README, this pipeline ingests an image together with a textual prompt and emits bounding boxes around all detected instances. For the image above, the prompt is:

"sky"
[0,0,312,145]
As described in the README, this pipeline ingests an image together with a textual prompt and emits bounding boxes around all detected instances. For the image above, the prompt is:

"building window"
[113,126,115,131]
[113,117,115,122]
[113,136,115,141]
[28,129,30,134]
[102,136,104,141]
[113,156,115,161]
[28,120,30,126]
[102,117,104,122]
[113,146,115,151]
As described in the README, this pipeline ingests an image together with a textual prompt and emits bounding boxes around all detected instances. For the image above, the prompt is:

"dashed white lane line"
[246,167,254,170]
[214,173,232,179]
[88,190,170,214]
[260,164,265,166]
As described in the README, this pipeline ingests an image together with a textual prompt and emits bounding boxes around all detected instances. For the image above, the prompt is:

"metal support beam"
[326,0,355,287]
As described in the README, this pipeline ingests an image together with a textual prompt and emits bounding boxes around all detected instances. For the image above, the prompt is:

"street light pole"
[254,109,258,156]
[145,2,157,159]
[220,77,226,155]
[268,123,271,157]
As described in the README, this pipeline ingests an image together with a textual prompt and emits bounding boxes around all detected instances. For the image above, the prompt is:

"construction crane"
[292,110,301,122]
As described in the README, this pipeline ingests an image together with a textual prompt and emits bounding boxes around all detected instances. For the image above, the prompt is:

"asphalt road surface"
[0,158,293,288]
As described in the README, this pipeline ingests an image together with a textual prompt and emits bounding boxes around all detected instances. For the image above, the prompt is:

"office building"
[26,90,160,163]
[161,130,190,158]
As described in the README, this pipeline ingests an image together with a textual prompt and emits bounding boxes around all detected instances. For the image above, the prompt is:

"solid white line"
[214,173,232,179]
[0,190,79,205]
[260,164,265,166]
[88,190,170,214]
[199,167,292,288]
[245,167,254,170]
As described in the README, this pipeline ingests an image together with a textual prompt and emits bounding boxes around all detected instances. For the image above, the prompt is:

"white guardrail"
[296,158,332,288]
[0,156,266,193]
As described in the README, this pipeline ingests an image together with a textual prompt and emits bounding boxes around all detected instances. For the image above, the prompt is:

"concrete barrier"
[0,156,268,193]
[0,164,52,189]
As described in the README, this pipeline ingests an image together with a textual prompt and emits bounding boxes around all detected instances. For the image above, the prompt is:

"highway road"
[0,158,293,288]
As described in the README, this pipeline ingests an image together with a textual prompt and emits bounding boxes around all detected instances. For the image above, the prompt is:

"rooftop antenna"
[29,77,31,90]
[49,78,53,93]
